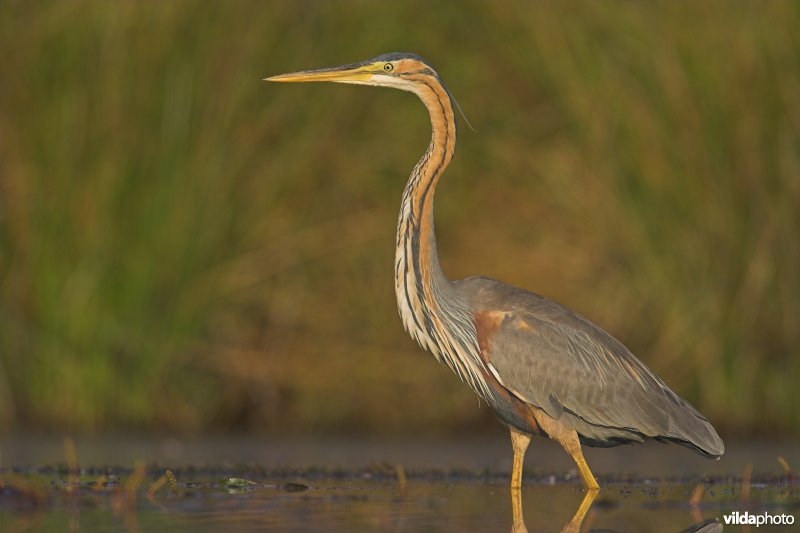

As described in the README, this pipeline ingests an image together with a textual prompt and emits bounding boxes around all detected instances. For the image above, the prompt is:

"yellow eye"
[383,63,394,72]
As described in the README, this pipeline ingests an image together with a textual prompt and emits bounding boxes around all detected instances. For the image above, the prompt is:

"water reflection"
[3,432,798,532]
[0,470,783,533]
[509,486,724,533]
[511,487,598,533]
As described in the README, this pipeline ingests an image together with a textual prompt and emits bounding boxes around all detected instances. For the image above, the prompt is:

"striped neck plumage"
[393,77,490,399]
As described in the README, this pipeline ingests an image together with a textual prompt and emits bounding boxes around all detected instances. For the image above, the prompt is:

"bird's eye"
[383,63,394,72]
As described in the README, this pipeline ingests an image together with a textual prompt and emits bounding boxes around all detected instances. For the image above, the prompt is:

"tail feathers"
[657,435,722,458]
[572,394,724,458]
[663,396,724,457]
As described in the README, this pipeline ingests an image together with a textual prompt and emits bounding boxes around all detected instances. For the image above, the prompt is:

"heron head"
[265,52,439,94]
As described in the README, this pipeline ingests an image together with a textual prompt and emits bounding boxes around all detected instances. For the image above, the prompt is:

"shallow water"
[1,436,798,532]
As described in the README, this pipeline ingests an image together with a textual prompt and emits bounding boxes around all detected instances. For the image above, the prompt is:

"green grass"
[0,1,797,436]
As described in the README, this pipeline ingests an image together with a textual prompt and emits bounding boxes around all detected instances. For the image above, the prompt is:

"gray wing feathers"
[460,277,724,456]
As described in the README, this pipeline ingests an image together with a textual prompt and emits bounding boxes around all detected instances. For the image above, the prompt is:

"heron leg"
[560,435,599,490]
[509,427,531,489]
[567,434,600,491]
[510,487,528,533]
[527,408,600,490]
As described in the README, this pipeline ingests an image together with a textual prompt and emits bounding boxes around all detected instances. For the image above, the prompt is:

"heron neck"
[406,81,456,288]
[393,78,490,399]
[394,78,458,352]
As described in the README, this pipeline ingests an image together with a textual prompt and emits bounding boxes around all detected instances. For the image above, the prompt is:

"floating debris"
[225,477,259,494]
[166,469,178,490]
[279,482,309,492]
[225,477,258,487]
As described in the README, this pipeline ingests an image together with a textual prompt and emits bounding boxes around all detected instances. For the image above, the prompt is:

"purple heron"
[267,53,724,491]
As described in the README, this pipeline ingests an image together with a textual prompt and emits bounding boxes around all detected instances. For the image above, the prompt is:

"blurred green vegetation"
[0,1,797,436]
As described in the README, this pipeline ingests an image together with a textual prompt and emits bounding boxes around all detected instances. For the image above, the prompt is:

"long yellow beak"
[265,63,375,83]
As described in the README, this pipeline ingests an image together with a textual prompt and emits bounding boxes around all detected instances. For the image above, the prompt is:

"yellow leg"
[564,441,599,491]
[527,407,600,490]
[509,427,531,489]
[510,486,528,533]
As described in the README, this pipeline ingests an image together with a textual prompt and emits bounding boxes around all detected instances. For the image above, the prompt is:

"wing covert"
[487,307,695,439]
